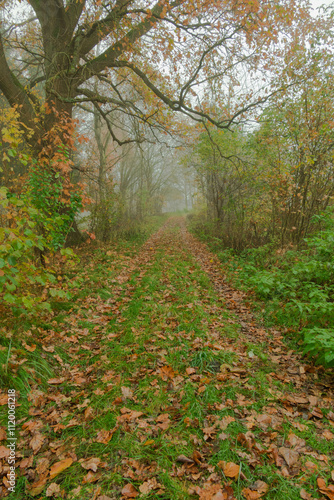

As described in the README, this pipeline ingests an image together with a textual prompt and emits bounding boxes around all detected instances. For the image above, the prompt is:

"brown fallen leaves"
[217,461,240,479]
[191,483,236,500]
[95,427,118,444]
[242,481,268,500]
[49,458,73,480]
[26,458,73,496]
[317,477,334,500]
[2,218,334,499]
[121,483,139,498]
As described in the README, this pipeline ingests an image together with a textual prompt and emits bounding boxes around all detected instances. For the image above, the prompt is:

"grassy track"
[0,217,334,499]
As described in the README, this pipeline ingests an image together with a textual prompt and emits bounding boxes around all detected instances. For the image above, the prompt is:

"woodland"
[1,0,334,499]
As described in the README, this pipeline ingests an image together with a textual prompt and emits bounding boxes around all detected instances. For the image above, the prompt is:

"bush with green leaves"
[194,208,334,366]
[27,161,83,250]
[0,184,76,313]
[0,187,54,311]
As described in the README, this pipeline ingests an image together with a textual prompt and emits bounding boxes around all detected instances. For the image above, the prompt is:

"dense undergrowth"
[0,214,168,391]
[189,209,334,367]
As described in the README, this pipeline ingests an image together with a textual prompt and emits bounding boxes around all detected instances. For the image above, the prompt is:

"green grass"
[0,218,333,499]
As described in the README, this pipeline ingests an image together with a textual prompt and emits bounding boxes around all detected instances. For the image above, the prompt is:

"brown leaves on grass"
[49,458,73,480]
[26,475,48,497]
[45,482,61,497]
[80,457,101,472]
[279,447,300,467]
[121,483,138,498]
[0,446,10,458]
[29,433,45,452]
[242,481,268,500]
[96,427,118,444]
[4,218,334,500]
[158,364,175,380]
[193,483,236,500]
[217,461,240,479]
[317,477,334,500]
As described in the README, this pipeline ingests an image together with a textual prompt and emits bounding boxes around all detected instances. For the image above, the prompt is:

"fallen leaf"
[46,483,61,497]
[218,461,240,478]
[20,456,34,469]
[26,475,48,497]
[69,486,82,498]
[121,483,138,498]
[82,470,101,484]
[176,454,194,464]
[121,386,134,399]
[84,406,95,421]
[36,457,50,474]
[80,457,101,472]
[323,429,334,441]
[30,433,45,452]
[279,447,299,467]
[49,458,73,480]
[0,394,8,405]
[242,481,268,500]
[300,489,313,500]
[219,416,235,430]
[42,345,55,353]
[48,377,66,385]
[96,428,117,444]
[186,367,196,375]
[22,341,37,352]
[159,365,175,380]
[0,445,10,458]
[317,477,334,500]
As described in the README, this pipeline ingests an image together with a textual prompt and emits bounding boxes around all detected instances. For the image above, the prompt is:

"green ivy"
[27,159,82,250]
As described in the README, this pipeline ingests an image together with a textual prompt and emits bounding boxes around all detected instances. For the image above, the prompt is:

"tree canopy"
[0,0,316,152]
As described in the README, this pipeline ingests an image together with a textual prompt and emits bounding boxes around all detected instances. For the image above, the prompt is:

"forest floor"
[1,216,334,500]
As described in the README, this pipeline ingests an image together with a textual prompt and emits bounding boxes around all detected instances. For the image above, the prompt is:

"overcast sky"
[310,0,333,8]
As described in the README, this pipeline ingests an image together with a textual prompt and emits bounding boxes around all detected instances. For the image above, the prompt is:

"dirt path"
[1,217,334,500]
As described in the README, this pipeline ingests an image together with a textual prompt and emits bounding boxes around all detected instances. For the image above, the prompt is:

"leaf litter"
[0,217,333,499]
